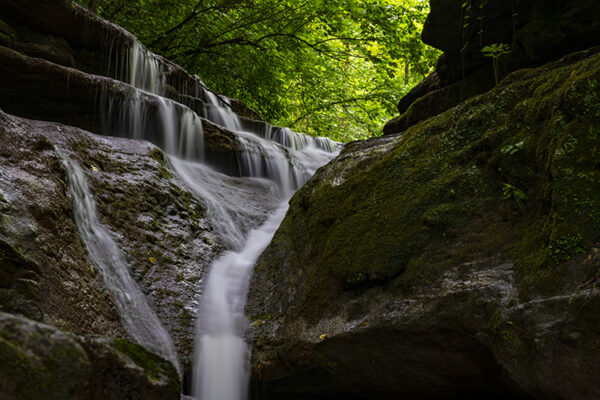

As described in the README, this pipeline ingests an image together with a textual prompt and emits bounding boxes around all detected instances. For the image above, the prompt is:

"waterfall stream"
[58,149,181,373]
[192,203,289,400]
[97,36,339,399]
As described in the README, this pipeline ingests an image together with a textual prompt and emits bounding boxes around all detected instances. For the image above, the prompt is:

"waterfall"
[192,203,289,400]
[96,36,340,398]
[126,41,166,95]
[169,158,280,251]
[200,87,242,131]
[105,37,166,95]
[100,90,205,161]
[57,149,180,373]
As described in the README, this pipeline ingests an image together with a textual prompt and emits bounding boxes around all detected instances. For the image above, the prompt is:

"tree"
[80,0,439,141]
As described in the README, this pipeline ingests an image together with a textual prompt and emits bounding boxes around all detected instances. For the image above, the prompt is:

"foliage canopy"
[81,0,439,141]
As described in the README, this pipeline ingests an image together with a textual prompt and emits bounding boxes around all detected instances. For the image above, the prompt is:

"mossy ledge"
[247,47,600,399]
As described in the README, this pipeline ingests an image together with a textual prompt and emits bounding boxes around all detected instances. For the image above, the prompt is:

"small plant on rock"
[482,43,511,84]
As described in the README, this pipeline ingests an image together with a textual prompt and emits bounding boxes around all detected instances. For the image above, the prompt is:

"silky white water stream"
[192,203,289,400]
[58,149,181,373]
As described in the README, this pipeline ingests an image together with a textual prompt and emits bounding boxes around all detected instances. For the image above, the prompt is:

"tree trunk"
[90,0,99,13]
[404,60,410,84]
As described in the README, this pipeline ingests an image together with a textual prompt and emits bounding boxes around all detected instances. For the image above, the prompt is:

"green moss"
[255,48,600,321]
[150,147,166,165]
[0,19,17,41]
[0,324,89,399]
[159,165,172,180]
[112,338,168,382]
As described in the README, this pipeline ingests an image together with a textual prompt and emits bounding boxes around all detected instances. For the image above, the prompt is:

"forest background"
[78,0,439,141]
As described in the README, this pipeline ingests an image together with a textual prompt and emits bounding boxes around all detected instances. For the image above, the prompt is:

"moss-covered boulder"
[0,312,180,400]
[0,311,91,399]
[247,48,600,399]
[80,337,180,400]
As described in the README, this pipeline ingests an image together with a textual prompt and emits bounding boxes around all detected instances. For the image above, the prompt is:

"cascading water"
[57,148,180,373]
[192,203,290,400]
[185,89,338,400]
[169,158,280,251]
[100,90,205,161]
[201,88,242,131]
[105,38,166,95]
[97,36,339,399]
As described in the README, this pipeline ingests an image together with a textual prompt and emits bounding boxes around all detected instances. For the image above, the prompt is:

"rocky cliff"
[384,0,600,135]
[247,47,600,399]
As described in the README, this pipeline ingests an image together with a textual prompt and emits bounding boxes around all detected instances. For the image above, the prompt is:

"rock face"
[0,110,207,365]
[0,44,259,175]
[384,0,600,135]
[0,106,281,370]
[0,0,263,121]
[0,312,180,400]
[247,48,600,399]
[0,0,314,391]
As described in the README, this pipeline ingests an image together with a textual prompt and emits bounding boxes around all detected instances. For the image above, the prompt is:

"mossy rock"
[0,312,91,400]
[247,48,600,398]
[0,312,181,400]
[78,337,180,399]
[252,48,600,321]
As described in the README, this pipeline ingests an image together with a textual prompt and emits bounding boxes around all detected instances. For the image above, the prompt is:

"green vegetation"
[481,43,511,84]
[112,338,164,382]
[77,0,439,141]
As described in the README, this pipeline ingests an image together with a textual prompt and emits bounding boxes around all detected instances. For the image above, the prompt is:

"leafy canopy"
[81,0,439,142]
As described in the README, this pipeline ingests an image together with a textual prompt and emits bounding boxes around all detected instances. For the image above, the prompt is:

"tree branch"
[289,95,382,128]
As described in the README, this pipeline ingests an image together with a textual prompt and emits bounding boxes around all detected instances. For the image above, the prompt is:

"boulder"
[0,311,180,400]
[247,48,600,399]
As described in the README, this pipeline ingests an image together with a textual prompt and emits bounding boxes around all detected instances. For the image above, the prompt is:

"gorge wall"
[383,0,600,136]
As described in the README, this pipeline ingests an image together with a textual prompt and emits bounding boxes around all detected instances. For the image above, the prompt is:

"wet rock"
[0,108,281,367]
[0,311,180,400]
[0,45,260,174]
[0,110,124,337]
[248,48,600,399]
[0,108,214,364]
